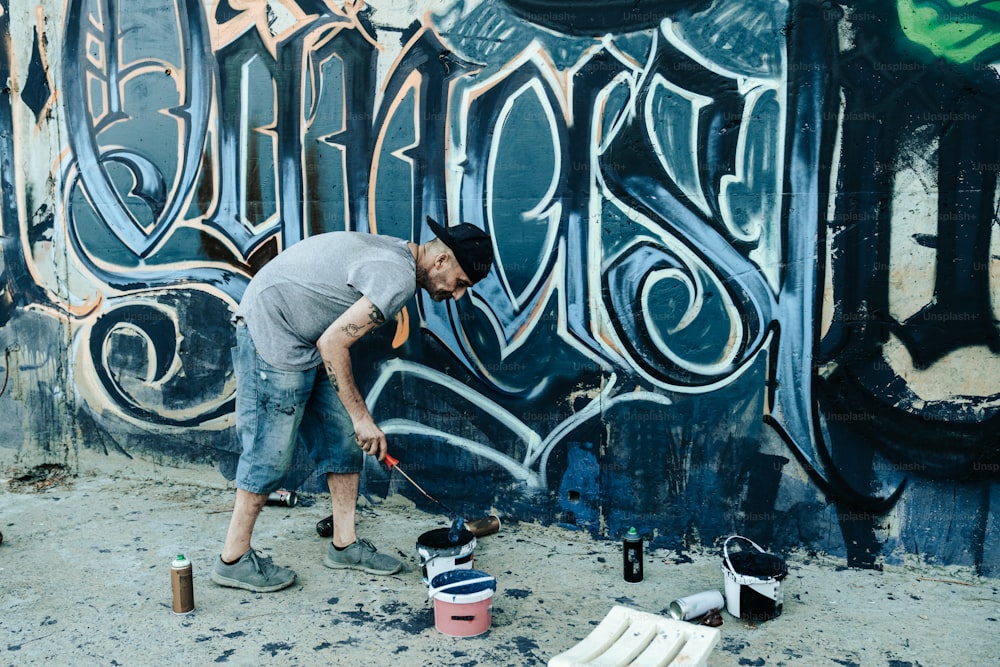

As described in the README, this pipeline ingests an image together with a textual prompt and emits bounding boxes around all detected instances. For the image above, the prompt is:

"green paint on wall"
[897,0,1000,64]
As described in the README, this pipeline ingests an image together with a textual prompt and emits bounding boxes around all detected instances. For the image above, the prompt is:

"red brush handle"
[384,453,399,468]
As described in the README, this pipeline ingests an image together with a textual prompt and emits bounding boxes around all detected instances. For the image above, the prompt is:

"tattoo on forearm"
[341,304,383,338]
[325,361,339,392]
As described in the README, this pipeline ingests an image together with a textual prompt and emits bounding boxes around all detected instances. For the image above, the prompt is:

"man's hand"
[353,416,387,461]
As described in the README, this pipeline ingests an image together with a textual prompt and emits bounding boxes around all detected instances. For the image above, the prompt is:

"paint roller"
[315,452,501,540]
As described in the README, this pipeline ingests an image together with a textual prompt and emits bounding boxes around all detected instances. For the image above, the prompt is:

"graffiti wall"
[1,0,998,573]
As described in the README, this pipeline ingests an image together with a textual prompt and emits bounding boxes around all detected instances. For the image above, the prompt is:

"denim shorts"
[232,320,362,494]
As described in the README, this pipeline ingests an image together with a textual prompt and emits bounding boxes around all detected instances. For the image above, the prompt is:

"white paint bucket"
[722,535,788,621]
[417,527,476,585]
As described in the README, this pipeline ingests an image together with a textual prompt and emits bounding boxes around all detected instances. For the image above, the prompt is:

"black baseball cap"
[426,216,494,284]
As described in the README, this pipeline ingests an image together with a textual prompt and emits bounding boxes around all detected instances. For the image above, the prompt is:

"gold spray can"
[170,554,195,614]
[465,514,502,537]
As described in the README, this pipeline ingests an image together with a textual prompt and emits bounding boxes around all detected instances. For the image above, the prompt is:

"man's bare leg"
[328,472,359,548]
[221,488,267,562]
[213,488,296,592]
[324,472,401,574]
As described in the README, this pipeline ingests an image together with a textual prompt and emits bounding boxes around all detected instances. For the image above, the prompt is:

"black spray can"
[623,527,643,583]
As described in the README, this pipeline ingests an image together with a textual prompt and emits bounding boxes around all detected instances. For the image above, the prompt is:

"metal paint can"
[267,489,298,507]
[668,589,725,621]
[170,554,195,614]
[722,535,788,621]
[417,528,477,586]
[465,515,501,537]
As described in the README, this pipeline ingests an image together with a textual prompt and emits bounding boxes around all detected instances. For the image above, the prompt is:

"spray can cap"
[626,527,639,539]
[172,554,189,567]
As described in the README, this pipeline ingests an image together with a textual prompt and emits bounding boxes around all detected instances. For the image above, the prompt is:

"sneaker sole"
[322,555,402,576]
[210,570,296,593]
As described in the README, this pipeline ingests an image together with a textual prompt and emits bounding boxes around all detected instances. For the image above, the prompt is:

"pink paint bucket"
[428,569,497,637]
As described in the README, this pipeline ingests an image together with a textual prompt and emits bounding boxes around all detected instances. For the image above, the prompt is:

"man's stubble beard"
[415,264,447,301]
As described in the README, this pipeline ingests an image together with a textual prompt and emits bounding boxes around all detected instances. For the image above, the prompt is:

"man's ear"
[434,252,451,268]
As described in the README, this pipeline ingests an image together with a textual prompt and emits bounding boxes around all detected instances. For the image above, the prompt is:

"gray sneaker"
[211,549,296,592]
[324,538,402,575]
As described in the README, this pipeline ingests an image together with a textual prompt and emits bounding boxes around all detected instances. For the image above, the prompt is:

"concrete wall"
[1,0,998,573]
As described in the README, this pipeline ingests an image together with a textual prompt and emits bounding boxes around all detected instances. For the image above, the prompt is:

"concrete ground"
[1,448,998,666]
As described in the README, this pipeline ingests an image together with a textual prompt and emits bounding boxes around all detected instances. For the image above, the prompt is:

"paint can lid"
[430,569,496,595]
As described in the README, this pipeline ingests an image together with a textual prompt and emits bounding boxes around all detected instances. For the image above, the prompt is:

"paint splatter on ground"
[0,449,997,665]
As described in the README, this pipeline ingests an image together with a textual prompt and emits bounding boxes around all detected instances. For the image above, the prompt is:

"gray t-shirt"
[236,232,416,370]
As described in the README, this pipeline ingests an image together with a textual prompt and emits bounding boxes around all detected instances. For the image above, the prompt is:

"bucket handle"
[422,551,473,566]
[723,535,768,575]
[428,576,496,599]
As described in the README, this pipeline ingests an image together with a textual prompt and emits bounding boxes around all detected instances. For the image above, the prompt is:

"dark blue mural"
[0,0,997,574]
